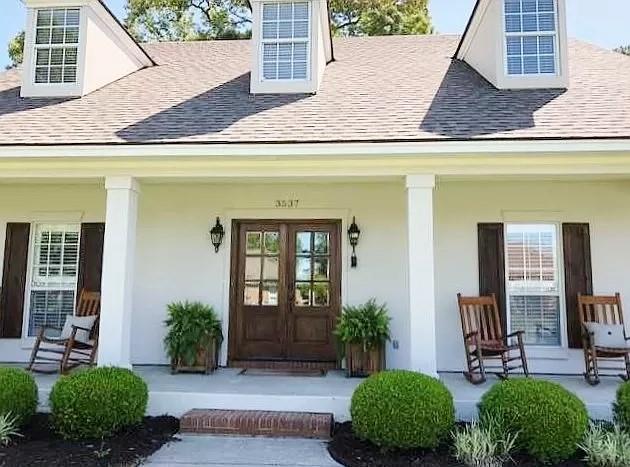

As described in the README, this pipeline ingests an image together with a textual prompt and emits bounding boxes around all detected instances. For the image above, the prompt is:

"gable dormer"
[456,0,569,89]
[20,0,154,98]
[250,0,333,94]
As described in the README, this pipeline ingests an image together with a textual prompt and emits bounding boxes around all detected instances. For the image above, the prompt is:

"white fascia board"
[0,139,629,159]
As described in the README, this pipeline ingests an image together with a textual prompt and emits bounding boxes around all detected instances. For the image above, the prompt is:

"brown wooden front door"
[229,220,341,364]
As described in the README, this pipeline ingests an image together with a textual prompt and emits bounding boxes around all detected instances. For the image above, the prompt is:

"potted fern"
[164,301,223,374]
[335,299,390,377]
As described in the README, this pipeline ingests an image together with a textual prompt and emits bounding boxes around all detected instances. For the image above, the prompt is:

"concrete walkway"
[144,435,342,467]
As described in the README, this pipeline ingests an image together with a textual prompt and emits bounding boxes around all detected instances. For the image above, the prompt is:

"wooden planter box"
[171,339,219,375]
[345,342,385,377]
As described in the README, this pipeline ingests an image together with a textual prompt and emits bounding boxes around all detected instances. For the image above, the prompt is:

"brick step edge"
[180,409,333,439]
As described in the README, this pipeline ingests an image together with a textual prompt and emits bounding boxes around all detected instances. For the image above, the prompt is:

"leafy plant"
[351,370,455,449]
[50,367,148,440]
[335,299,390,351]
[164,301,223,366]
[613,380,630,429]
[580,423,630,467]
[452,415,517,467]
[0,367,38,426]
[0,412,22,447]
[479,378,588,464]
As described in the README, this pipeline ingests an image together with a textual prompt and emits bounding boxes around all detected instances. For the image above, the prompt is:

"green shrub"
[614,381,630,429]
[50,367,148,440]
[0,412,22,446]
[0,367,37,426]
[351,370,455,449]
[580,422,630,467]
[479,378,588,464]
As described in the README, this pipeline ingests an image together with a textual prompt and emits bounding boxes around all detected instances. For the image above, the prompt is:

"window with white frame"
[261,2,310,81]
[504,0,558,76]
[26,224,80,337]
[505,224,563,346]
[34,8,80,84]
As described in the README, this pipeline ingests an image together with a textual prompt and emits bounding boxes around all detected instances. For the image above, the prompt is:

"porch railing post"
[406,174,438,377]
[97,176,140,369]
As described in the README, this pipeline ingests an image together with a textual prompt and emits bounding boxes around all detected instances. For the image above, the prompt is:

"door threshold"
[230,359,338,371]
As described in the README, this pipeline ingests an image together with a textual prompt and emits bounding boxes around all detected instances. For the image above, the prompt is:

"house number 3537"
[275,199,299,208]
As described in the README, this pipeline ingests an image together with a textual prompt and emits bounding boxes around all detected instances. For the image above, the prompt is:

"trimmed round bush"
[0,367,37,426]
[50,367,148,440]
[614,380,630,429]
[479,378,588,464]
[350,370,455,449]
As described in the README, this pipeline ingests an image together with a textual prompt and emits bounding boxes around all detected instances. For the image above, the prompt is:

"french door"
[229,220,341,363]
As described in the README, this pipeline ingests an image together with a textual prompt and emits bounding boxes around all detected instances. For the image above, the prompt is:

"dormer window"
[504,0,558,76]
[34,8,80,84]
[261,2,310,81]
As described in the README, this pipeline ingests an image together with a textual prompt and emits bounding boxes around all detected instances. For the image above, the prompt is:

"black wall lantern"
[347,216,361,268]
[210,217,225,253]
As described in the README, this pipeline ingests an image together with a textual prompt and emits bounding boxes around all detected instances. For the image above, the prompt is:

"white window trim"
[21,222,81,342]
[503,221,569,349]
[501,0,561,78]
[259,1,311,83]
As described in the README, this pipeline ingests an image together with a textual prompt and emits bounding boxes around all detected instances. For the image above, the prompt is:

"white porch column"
[406,174,437,376]
[97,176,140,368]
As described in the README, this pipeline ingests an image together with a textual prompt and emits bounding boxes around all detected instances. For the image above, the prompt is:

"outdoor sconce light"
[347,216,361,268]
[210,217,225,253]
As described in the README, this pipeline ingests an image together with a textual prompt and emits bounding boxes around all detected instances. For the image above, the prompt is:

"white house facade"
[1,0,630,396]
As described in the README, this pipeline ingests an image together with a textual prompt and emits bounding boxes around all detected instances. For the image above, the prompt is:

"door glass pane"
[244,281,260,305]
[312,283,330,307]
[314,232,329,254]
[295,282,311,306]
[246,232,262,254]
[295,257,311,281]
[264,231,280,255]
[262,281,278,306]
[296,232,311,254]
[313,257,329,280]
[245,257,261,281]
[263,257,279,280]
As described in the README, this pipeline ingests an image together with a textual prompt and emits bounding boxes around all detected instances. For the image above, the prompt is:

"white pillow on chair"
[584,322,629,348]
[60,315,97,344]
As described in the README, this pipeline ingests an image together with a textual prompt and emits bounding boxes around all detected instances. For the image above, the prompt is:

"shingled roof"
[1,35,629,146]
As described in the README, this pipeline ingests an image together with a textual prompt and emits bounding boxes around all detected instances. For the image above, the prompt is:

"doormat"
[239,368,327,377]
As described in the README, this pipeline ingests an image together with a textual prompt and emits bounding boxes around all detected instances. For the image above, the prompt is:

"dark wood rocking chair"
[578,293,630,385]
[28,290,101,374]
[457,293,529,384]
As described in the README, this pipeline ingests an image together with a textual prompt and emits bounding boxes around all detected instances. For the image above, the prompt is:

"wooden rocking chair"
[578,293,630,385]
[457,293,529,384]
[28,290,101,374]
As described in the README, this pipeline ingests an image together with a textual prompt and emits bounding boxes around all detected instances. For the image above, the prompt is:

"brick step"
[180,409,333,439]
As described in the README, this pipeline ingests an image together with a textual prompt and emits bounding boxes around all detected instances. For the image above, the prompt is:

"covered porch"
[28,365,620,421]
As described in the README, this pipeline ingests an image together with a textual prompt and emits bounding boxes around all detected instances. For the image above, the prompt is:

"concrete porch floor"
[28,366,622,421]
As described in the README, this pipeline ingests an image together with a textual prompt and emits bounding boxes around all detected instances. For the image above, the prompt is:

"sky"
[1,0,629,68]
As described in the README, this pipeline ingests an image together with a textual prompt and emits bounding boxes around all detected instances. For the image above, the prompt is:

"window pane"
[63,66,77,83]
[522,14,537,32]
[262,281,278,306]
[522,0,537,13]
[37,9,52,27]
[314,232,329,254]
[52,9,66,26]
[262,22,278,39]
[296,232,311,254]
[36,28,51,45]
[244,281,260,305]
[507,56,522,75]
[278,61,292,79]
[263,62,277,80]
[313,283,329,307]
[64,47,78,65]
[295,282,311,306]
[506,37,521,56]
[522,36,538,55]
[50,48,63,65]
[510,295,560,345]
[313,257,329,280]
[264,231,280,255]
[262,3,278,20]
[51,27,65,44]
[278,43,292,60]
[294,2,309,19]
[294,42,308,61]
[66,8,80,26]
[28,289,75,337]
[538,13,555,31]
[246,232,262,254]
[263,257,279,280]
[245,257,261,281]
[278,3,292,20]
[523,55,539,74]
[278,21,292,39]
[539,55,555,74]
[539,35,554,54]
[35,67,49,83]
[263,43,277,61]
[296,257,311,281]
[65,27,80,44]
[538,0,554,12]
[505,14,521,33]
[293,20,308,38]
[36,48,50,66]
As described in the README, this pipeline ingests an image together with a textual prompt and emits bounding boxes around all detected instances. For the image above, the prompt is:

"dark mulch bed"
[328,422,587,467]
[0,414,179,467]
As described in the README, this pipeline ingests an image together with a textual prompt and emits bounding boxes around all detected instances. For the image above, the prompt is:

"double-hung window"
[261,2,310,80]
[504,0,558,75]
[26,224,80,337]
[505,224,563,346]
[34,8,80,84]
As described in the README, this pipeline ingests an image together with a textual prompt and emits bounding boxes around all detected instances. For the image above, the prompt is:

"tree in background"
[7,31,25,69]
[125,0,432,41]
[615,45,630,56]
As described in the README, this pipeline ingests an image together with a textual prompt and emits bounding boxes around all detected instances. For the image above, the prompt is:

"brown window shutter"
[77,223,105,294]
[562,223,592,348]
[0,223,31,338]
[478,223,506,334]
